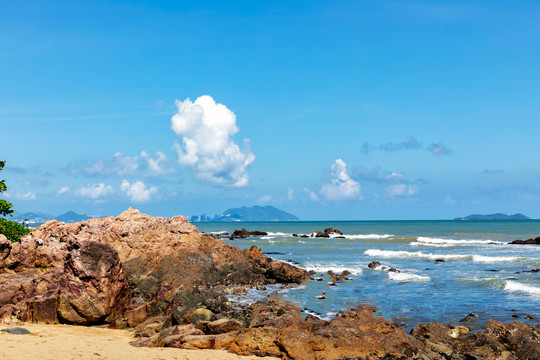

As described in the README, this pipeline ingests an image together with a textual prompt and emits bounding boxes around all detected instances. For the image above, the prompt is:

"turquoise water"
[196,220,540,330]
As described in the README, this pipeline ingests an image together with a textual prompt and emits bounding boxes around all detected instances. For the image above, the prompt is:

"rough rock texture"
[411,320,540,360]
[0,208,309,327]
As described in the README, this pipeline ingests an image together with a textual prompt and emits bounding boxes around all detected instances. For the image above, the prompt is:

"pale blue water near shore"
[196,220,540,330]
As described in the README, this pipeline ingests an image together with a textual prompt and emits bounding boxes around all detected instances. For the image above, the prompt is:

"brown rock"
[198,318,242,334]
[312,231,329,238]
[0,234,11,264]
[324,228,343,235]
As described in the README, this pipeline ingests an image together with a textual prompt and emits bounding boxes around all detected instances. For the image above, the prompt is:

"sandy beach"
[0,323,278,360]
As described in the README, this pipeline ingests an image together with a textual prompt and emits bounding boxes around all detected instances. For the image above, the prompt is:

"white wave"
[267,232,291,236]
[410,242,453,248]
[260,236,275,240]
[346,234,394,240]
[415,236,505,246]
[504,281,540,297]
[364,249,469,261]
[388,271,430,282]
[211,231,228,234]
[365,249,532,263]
[472,255,526,263]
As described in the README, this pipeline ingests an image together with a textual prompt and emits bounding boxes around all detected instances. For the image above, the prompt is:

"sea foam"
[413,237,505,247]
[504,281,540,297]
[388,271,430,282]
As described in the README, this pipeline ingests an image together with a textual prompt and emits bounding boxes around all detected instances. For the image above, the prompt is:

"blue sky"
[1,0,540,220]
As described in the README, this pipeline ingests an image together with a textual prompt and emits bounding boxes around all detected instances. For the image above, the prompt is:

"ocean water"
[196,220,540,330]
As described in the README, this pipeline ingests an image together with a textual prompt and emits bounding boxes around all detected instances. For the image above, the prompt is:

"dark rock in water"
[292,234,298,237]
[324,228,343,235]
[300,234,309,238]
[312,231,330,238]
[230,228,268,239]
[487,269,499,272]
[368,261,381,269]
[327,281,338,287]
[468,313,479,318]
[327,270,353,282]
[522,268,540,273]
[388,267,400,273]
[526,314,535,320]
[435,259,445,263]
[512,314,520,318]
[460,316,472,322]
[0,327,31,335]
[509,237,540,245]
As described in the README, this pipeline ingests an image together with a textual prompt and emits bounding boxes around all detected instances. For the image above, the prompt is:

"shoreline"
[0,322,278,360]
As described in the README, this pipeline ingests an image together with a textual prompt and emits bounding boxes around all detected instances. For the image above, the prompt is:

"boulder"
[0,208,309,327]
[312,231,329,238]
[0,234,10,264]
[324,228,343,235]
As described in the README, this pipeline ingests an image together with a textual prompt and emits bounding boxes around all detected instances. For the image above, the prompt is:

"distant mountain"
[4,211,101,224]
[190,205,299,222]
[56,211,93,223]
[10,212,53,224]
[454,213,530,220]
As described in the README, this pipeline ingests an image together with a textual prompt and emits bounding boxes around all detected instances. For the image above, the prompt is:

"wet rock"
[327,270,352,282]
[368,261,381,269]
[435,259,445,263]
[324,228,343,236]
[312,231,329,238]
[230,228,268,239]
[509,237,540,245]
[526,314,535,320]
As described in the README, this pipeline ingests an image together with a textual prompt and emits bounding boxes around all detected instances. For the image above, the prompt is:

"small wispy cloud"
[171,95,255,187]
[120,180,157,203]
[482,169,505,174]
[75,183,115,199]
[361,137,452,156]
[57,186,70,195]
[427,142,452,155]
[4,191,38,201]
[320,159,361,201]
[68,151,171,177]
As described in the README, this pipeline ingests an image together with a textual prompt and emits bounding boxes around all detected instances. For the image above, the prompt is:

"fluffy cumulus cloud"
[71,151,170,177]
[75,183,114,199]
[320,159,361,201]
[120,180,157,203]
[171,95,255,187]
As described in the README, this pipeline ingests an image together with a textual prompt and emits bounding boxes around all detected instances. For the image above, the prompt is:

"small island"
[454,213,530,221]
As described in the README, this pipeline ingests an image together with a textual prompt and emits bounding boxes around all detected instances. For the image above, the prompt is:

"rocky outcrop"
[229,228,268,239]
[509,237,540,245]
[411,320,540,360]
[0,208,309,327]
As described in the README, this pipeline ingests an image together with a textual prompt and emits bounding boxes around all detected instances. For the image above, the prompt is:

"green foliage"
[0,161,14,217]
[0,218,32,243]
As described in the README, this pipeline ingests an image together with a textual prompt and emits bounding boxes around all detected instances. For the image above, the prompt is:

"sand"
[0,323,278,360]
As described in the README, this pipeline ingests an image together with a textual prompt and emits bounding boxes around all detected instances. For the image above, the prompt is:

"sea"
[196,220,540,331]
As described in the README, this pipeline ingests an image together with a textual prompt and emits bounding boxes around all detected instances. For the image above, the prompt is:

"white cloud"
[120,180,157,203]
[79,151,170,177]
[75,183,115,199]
[257,194,273,204]
[57,186,70,195]
[287,188,294,201]
[427,142,452,155]
[320,159,361,201]
[386,184,418,197]
[303,188,319,202]
[3,191,37,201]
[171,95,255,187]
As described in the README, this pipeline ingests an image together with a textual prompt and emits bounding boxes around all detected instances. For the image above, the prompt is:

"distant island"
[189,205,299,222]
[8,211,101,225]
[454,213,530,220]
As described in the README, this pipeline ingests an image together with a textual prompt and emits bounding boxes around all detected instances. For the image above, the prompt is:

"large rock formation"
[0,208,309,327]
